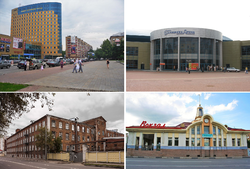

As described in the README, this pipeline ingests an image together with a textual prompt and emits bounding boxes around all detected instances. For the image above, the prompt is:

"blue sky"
[126,93,250,130]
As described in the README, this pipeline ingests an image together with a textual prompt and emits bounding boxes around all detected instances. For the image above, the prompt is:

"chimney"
[16,129,20,133]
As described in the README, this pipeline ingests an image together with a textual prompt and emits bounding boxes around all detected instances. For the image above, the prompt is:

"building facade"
[6,115,123,159]
[110,32,124,47]
[11,2,62,59]
[127,27,250,71]
[0,34,42,60]
[66,36,92,58]
[126,105,250,158]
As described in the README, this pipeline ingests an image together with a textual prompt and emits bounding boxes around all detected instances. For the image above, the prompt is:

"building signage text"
[0,38,11,44]
[164,30,195,36]
[21,7,43,13]
[202,134,213,138]
[140,121,166,128]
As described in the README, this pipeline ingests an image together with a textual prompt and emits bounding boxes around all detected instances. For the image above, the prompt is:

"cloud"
[204,100,238,115]
[204,93,212,100]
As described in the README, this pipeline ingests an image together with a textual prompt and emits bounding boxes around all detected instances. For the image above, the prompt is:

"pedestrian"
[107,59,110,69]
[27,60,30,70]
[245,67,248,74]
[60,60,64,69]
[186,67,188,72]
[24,60,27,71]
[41,64,44,71]
[78,59,83,73]
[72,59,77,73]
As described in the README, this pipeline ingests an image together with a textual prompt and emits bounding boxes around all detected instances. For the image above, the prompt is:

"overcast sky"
[7,93,124,136]
[126,93,250,131]
[125,0,250,41]
[0,0,124,50]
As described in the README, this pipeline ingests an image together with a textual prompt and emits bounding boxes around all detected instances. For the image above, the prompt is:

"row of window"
[13,18,58,25]
[191,126,222,135]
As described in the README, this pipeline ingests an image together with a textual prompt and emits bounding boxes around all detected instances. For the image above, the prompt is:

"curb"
[127,156,248,159]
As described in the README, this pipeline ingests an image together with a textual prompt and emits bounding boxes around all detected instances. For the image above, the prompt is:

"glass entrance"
[204,138,210,146]
[180,63,188,71]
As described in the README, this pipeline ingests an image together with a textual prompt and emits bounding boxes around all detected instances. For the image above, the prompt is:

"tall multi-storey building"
[6,115,123,159]
[110,32,124,46]
[66,36,92,58]
[11,2,62,59]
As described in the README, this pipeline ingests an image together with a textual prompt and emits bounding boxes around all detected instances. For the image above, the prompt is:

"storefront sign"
[189,63,199,70]
[202,134,213,138]
[0,38,11,44]
[140,121,166,128]
[160,63,165,65]
[164,30,195,36]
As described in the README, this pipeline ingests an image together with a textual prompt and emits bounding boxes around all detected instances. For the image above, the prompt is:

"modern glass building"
[150,28,223,71]
[11,2,62,59]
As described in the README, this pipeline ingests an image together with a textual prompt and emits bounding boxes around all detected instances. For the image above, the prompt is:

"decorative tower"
[193,94,204,122]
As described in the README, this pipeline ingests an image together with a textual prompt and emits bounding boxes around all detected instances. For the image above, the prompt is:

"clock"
[204,119,209,123]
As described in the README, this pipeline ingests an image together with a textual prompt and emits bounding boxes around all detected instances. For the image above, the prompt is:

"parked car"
[0,60,11,69]
[47,60,60,67]
[227,67,240,72]
[17,59,42,70]
[17,60,25,69]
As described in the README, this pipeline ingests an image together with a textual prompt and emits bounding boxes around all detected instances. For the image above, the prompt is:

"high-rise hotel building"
[11,2,62,59]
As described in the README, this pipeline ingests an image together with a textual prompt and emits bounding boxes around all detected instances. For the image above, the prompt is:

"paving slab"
[0,61,124,92]
[126,70,250,92]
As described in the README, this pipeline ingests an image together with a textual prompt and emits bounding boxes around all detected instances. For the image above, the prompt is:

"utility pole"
[45,126,47,160]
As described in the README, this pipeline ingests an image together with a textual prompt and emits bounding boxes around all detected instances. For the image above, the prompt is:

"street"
[126,157,250,169]
[0,157,116,169]
[0,60,124,92]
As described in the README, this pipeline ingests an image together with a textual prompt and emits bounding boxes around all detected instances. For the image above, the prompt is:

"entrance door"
[204,138,210,157]
[180,63,187,71]
[141,64,144,70]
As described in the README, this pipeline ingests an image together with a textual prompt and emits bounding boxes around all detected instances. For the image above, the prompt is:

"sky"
[0,0,124,50]
[7,93,124,136]
[126,93,250,131]
[125,0,250,41]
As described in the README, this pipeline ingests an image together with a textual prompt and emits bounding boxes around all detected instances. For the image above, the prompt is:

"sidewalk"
[0,61,124,92]
[127,156,250,159]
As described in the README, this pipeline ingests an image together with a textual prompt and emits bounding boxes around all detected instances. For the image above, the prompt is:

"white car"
[227,67,240,72]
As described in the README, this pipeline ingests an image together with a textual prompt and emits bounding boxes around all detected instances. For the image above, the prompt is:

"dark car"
[47,60,60,67]
[0,60,11,69]
[17,60,25,69]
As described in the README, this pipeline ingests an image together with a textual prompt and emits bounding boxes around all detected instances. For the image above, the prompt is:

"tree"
[0,93,55,136]
[35,127,54,153]
[248,140,250,148]
[61,51,66,58]
[101,39,112,59]
[95,48,104,60]
[35,127,62,154]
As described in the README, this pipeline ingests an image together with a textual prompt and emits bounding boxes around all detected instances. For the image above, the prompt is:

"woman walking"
[107,59,110,69]
[60,59,64,69]
[72,59,77,73]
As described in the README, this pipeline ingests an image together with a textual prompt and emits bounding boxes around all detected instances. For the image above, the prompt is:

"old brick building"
[6,114,123,159]
[127,104,250,158]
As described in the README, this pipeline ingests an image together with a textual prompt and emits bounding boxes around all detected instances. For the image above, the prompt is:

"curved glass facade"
[200,38,213,71]
[153,39,160,70]
[163,38,178,70]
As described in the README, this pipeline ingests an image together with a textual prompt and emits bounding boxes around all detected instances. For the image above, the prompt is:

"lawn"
[0,83,29,92]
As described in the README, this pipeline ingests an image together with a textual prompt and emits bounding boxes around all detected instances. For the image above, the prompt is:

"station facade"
[126,105,250,158]
[126,27,250,71]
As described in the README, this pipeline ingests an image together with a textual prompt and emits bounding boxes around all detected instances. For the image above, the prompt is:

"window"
[191,138,195,146]
[59,132,62,139]
[168,137,172,146]
[82,136,85,141]
[72,134,75,141]
[52,120,55,127]
[87,128,89,133]
[204,126,209,134]
[82,127,85,132]
[87,136,89,141]
[78,136,80,141]
[237,138,241,146]
[213,138,216,146]
[52,131,56,139]
[197,138,200,146]
[102,131,104,136]
[197,126,200,135]
[66,123,69,130]
[77,126,80,132]
[213,126,216,135]
[224,138,227,146]
[186,138,189,146]
[42,121,45,127]
[174,137,178,146]
[59,122,62,129]
[191,128,195,135]
[72,124,74,131]
[219,138,221,146]
[66,133,69,140]
[232,138,235,146]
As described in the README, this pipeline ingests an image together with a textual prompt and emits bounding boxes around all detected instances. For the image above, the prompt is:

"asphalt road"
[126,157,250,169]
[0,157,115,169]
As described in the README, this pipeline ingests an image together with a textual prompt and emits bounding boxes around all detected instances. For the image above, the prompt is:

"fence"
[47,153,70,161]
[85,151,124,163]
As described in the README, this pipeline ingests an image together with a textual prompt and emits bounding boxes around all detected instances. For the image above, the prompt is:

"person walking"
[72,59,77,73]
[245,67,248,74]
[24,60,27,71]
[60,59,64,69]
[107,59,110,69]
[78,59,83,73]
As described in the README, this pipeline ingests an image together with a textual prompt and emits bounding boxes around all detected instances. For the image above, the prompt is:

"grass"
[0,82,29,91]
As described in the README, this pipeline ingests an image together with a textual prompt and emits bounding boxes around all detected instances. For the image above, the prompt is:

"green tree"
[35,127,54,153]
[52,137,62,153]
[95,48,104,60]
[61,51,66,58]
[101,39,112,59]
[0,93,55,136]
[248,140,250,148]
[111,39,124,60]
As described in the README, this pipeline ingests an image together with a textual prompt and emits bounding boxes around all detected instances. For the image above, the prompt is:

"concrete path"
[0,61,124,92]
[126,70,250,92]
